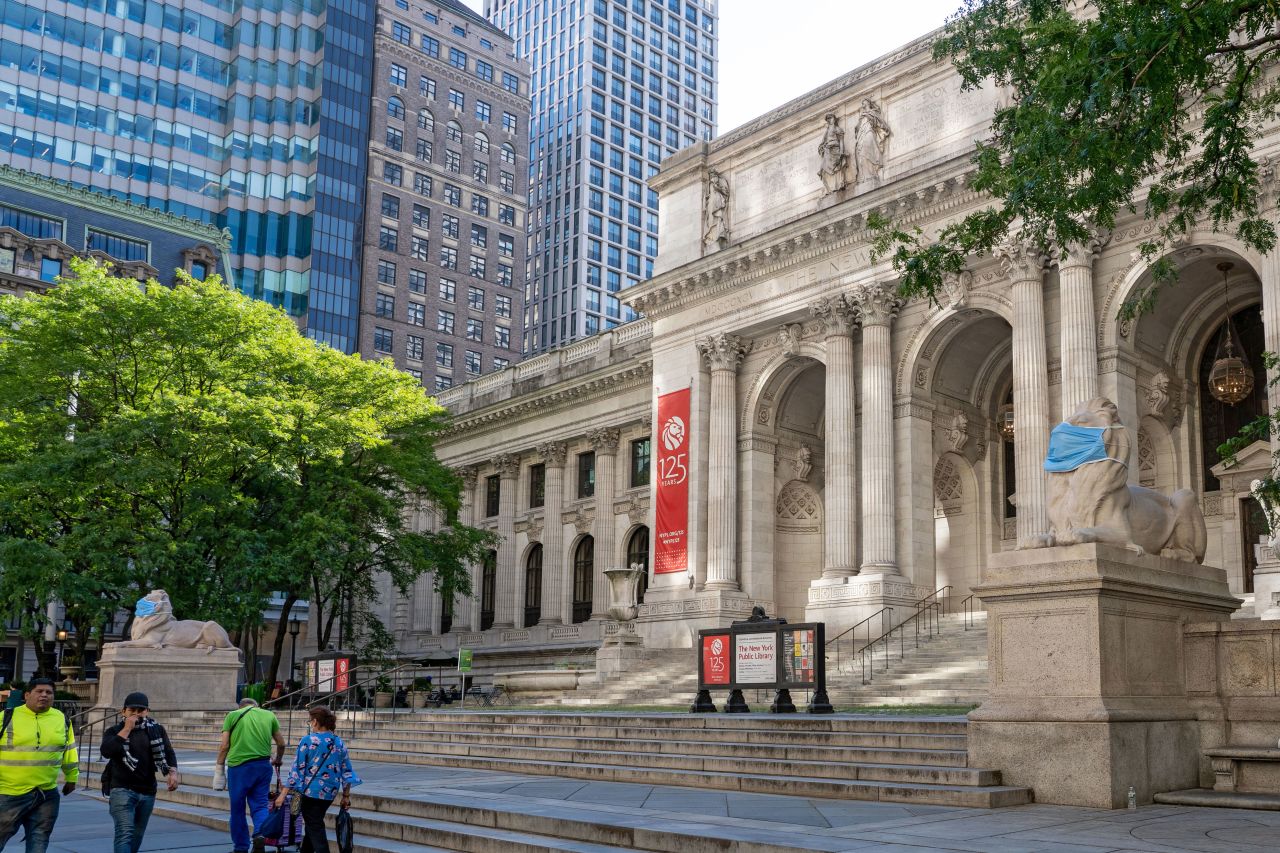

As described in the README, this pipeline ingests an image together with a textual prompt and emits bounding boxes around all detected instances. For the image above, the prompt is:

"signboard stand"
[693,620,832,715]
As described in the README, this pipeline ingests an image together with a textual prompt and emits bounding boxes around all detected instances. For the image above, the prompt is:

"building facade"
[485,0,718,355]
[375,29,1280,670]
[360,0,530,389]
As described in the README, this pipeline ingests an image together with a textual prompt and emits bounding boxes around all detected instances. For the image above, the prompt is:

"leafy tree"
[874,0,1280,312]
[0,259,491,680]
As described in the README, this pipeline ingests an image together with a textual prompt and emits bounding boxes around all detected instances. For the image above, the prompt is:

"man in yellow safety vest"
[0,678,78,852]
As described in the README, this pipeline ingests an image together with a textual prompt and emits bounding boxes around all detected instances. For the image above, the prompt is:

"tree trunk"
[263,594,297,687]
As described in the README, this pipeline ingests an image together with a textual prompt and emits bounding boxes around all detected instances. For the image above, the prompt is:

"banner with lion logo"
[655,388,690,574]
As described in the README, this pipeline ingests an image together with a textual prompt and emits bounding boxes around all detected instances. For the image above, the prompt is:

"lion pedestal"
[968,543,1239,808]
[96,644,240,712]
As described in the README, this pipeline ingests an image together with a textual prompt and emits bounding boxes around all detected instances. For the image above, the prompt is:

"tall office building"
[485,0,717,354]
[361,0,530,390]
[0,0,377,353]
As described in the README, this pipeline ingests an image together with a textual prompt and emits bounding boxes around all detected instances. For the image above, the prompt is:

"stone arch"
[895,291,1013,400]
[773,479,824,622]
[740,341,826,435]
[932,451,982,598]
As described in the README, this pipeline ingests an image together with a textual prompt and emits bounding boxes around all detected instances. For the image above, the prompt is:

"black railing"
[857,601,945,685]
[824,607,893,672]
[959,593,977,630]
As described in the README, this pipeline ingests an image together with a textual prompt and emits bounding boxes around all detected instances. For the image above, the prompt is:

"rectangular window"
[498,204,516,226]
[631,438,651,487]
[495,294,512,318]
[373,326,393,353]
[497,264,513,288]
[443,184,462,206]
[475,60,494,82]
[375,293,395,319]
[434,375,452,392]
[495,325,510,349]
[438,278,456,302]
[376,259,396,285]
[485,475,500,517]
[442,214,459,239]
[475,100,491,122]
[407,302,425,326]
[465,350,482,374]
[412,204,429,228]
[448,89,465,110]
[472,195,490,217]
[413,173,432,195]
[498,234,514,257]
[421,35,440,58]
[406,334,424,360]
[389,64,407,87]
[469,255,487,279]
[493,356,510,371]
[440,246,457,269]
[408,269,427,293]
[380,194,399,218]
[577,451,596,499]
[529,463,546,508]
[435,342,453,367]
[411,235,429,261]
[467,286,485,310]
[419,75,436,98]
[449,47,468,70]
[86,229,149,262]
[39,258,62,283]
[437,310,454,334]
[502,112,518,133]
[502,71,519,94]
[384,163,403,185]
[0,205,63,240]
[378,226,398,251]
[499,172,515,194]
[445,149,461,172]
[470,224,488,248]
[415,138,432,162]
[466,318,483,342]
[392,21,412,45]
[473,162,488,184]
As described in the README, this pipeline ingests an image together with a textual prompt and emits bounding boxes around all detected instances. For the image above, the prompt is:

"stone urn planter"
[603,564,645,621]
[58,665,83,682]
[374,691,393,708]
[410,692,430,709]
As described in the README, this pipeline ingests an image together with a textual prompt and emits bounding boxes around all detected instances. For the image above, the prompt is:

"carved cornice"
[587,427,621,456]
[848,281,901,327]
[537,440,568,467]
[697,333,749,372]
[809,294,858,337]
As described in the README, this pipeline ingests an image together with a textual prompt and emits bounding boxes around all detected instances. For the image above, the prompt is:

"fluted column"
[1000,240,1052,547]
[491,453,520,628]
[849,282,901,570]
[537,442,568,625]
[588,428,621,619]
[1262,252,1280,449]
[1057,232,1107,415]
[810,294,859,577]
[455,466,480,632]
[697,333,748,591]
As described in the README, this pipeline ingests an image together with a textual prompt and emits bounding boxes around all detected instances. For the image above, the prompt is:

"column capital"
[492,453,520,479]
[1056,227,1111,270]
[587,427,621,456]
[849,281,901,327]
[537,440,568,467]
[809,294,858,337]
[456,465,480,488]
[995,237,1048,283]
[697,332,749,372]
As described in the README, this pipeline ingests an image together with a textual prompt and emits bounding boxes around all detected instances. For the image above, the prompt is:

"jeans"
[0,788,60,853]
[226,758,272,852]
[107,788,155,853]
[298,796,332,853]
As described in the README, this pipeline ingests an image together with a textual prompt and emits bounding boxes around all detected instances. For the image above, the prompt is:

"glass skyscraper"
[484,0,717,354]
[0,0,375,353]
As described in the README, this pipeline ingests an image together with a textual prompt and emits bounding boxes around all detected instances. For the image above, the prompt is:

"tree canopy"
[0,259,492,679]
[874,0,1280,312]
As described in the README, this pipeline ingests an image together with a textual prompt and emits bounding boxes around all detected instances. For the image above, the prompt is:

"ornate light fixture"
[998,403,1015,442]
[1207,262,1255,406]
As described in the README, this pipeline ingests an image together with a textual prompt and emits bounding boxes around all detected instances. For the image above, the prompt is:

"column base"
[821,567,858,580]
[805,572,929,637]
[703,580,741,592]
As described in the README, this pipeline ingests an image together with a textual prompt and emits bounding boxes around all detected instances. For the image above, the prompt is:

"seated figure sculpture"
[1040,398,1207,563]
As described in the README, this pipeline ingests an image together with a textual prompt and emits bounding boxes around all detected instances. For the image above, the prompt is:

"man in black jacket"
[99,692,179,853]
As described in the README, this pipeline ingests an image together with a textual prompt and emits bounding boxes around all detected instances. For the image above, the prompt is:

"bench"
[1206,746,1280,794]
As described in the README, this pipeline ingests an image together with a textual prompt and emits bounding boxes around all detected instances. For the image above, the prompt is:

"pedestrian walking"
[272,707,361,853]
[0,678,78,853]
[212,698,285,853]
[99,692,179,853]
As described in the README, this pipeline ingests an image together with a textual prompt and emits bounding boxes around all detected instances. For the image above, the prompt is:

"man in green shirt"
[212,699,285,853]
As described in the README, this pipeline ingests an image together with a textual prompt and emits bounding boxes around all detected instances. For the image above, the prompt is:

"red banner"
[702,634,731,685]
[654,388,690,574]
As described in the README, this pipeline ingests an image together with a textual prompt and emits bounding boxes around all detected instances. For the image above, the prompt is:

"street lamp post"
[288,617,301,687]
[55,629,67,680]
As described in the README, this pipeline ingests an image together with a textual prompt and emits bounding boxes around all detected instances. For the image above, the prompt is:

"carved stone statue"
[853,98,891,185]
[1144,371,1171,418]
[112,590,238,653]
[948,411,970,453]
[1041,398,1207,562]
[703,169,730,249]
[793,445,812,482]
[816,113,848,194]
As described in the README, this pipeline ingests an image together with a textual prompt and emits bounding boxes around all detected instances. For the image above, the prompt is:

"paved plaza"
[36,748,1280,852]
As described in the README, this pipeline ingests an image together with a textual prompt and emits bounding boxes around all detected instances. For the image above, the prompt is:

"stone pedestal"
[95,644,240,712]
[805,572,929,637]
[1253,539,1280,620]
[968,544,1239,808]
[595,640,647,681]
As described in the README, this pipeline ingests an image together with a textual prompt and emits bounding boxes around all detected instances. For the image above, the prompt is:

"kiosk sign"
[734,633,777,683]
[701,634,731,685]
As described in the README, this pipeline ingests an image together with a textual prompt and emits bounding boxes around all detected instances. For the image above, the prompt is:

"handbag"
[334,806,354,853]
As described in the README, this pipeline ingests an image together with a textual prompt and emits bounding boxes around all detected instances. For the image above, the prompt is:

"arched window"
[473,131,490,155]
[480,549,496,630]
[417,108,434,131]
[446,120,463,143]
[524,544,542,627]
[500,143,516,164]
[572,536,594,624]
[626,526,649,604]
[387,96,405,120]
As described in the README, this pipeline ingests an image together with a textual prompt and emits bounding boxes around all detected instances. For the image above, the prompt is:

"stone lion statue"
[1041,398,1206,562]
[114,590,238,653]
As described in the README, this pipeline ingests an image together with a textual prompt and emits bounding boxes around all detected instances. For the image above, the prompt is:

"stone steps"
[159,712,1030,808]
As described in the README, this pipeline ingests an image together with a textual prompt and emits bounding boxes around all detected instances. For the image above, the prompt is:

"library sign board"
[303,650,357,695]
[697,621,825,693]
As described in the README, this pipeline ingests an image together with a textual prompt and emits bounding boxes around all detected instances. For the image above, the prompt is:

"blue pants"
[227,758,272,852]
[0,788,59,853]
[107,788,155,853]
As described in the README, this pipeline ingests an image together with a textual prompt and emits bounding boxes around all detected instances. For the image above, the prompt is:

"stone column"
[697,332,748,591]
[999,240,1052,547]
[588,427,620,619]
[455,466,479,632]
[850,282,901,570]
[1262,250,1280,445]
[491,453,520,629]
[1057,232,1107,415]
[537,441,568,625]
[810,294,859,577]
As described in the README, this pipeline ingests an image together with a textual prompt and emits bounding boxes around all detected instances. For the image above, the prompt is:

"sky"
[461,0,963,133]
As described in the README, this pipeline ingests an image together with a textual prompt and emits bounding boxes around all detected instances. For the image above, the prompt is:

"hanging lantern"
[1207,262,1255,406]
[998,403,1015,442]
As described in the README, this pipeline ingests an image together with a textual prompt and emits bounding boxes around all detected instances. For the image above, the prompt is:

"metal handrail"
[824,607,894,672]
[916,585,953,616]
[959,593,977,630]
[857,601,945,685]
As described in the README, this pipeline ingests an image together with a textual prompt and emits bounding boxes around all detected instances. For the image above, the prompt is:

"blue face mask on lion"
[119,590,239,656]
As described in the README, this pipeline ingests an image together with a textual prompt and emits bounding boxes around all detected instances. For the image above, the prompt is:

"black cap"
[122,692,149,709]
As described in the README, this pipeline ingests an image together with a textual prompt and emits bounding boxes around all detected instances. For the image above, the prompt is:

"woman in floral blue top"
[272,707,361,853]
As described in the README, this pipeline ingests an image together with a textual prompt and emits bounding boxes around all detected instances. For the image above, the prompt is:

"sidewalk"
[47,795,229,852]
